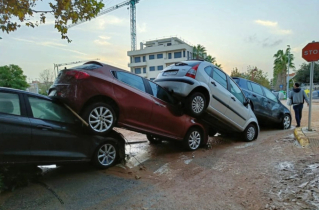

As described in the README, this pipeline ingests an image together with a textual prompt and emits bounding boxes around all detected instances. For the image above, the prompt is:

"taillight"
[65,70,90,79]
[185,64,199,79]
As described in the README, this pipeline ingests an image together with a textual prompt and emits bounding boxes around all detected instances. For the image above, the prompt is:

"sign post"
[302,41,319,131]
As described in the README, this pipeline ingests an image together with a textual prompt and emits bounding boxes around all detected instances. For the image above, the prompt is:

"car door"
[248,82,268,118]
[0,91,32,163]
[206,66,230,116]
[225,78,249,129]
[26,95,90,162]
[112,71,153,130]
[262,87,282,122]
[146,81,184,139]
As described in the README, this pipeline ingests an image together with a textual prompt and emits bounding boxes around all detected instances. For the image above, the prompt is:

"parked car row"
[0,60,290,168]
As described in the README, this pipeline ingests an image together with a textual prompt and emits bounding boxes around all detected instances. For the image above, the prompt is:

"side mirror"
[243,98,250,106]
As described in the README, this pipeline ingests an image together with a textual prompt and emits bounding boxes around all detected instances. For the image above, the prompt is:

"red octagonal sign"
[302,42,319,62]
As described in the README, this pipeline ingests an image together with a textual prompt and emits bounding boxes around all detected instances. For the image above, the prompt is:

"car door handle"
[37,125,53,131]
[211,81,217,86]
[252,94,257,97]
[231,97,236,101]
[154,101,166,108]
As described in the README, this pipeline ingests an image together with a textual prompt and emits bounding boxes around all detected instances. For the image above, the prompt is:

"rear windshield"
[174,61,201,67]
[72,63,102,70]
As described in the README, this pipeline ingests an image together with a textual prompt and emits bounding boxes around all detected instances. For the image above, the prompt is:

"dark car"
[49,61,208,151]
[0,87,125,169]
[232,77,291,129]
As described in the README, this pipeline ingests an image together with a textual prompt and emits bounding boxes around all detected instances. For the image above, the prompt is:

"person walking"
[289,83,309,127]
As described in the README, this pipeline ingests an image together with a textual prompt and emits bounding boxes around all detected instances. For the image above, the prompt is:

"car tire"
[92,140,119,169]
[184,127,203,151]
[281,114,291,129]
[186,92,206,117]
[82,102,116,135]
[242,123,257,142]
[147,134,162,144]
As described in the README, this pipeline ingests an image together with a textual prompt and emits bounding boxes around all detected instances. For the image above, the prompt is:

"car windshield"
[72,63,102,70]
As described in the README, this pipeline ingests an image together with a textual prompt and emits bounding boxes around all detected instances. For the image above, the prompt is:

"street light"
[286,45,291,98]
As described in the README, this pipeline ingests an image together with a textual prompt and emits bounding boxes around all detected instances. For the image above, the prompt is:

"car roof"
[0,87,53,100]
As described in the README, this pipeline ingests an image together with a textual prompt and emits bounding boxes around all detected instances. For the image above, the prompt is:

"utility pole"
[286,45,291,99]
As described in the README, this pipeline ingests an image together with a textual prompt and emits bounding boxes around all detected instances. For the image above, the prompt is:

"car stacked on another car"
[154,60,259,141]
[232,77,291,129]
[49,61,209,151]
[0,87,125,169]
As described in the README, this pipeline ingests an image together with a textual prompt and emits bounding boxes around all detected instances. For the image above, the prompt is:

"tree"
[193,44,206,59]
[214,63,222,69]
[273,46,295,90]
[38,69,54,95]
[294,62,319,84]
[0,0,104,42]
[0,65,29,90]
[205,55,216,63]
[230,66,270,88]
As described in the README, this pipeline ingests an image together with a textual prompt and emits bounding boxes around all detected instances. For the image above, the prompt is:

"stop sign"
[302,42,319,62]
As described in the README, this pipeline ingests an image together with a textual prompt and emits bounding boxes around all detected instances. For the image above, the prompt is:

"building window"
[183,51,185,57]
[150,66,155,71]
[143,56,146,62]
[157,54,163,59]
[157,65,163,71]
[167,43,171,46]
[168,53,172,59]
[149,55,155,60]
[190,52,193,59]
[187,51,189,60]
[143,67,146,73]
[134,57,141,63]
[135,68,141,74]
[150,78,155,81]
[174,52,182,58]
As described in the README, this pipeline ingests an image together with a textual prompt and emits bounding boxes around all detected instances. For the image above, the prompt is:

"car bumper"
[154,78,197,97]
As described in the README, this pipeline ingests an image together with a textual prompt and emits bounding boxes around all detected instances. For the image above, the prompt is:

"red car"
[49,61,208,150]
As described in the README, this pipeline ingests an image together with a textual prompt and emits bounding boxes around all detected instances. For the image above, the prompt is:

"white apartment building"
[127,37,194,80]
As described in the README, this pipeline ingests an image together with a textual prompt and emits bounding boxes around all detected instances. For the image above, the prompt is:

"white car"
[154,60,259,141]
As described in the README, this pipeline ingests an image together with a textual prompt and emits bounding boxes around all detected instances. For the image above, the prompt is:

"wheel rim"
[247,126,255,141]
[97,144,116,166]
[188,131,201,150]
[283,115,290,129]
[192,96,204,114]
[89,106,113,132]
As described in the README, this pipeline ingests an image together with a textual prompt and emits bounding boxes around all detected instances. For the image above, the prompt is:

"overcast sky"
[1,0,318,81]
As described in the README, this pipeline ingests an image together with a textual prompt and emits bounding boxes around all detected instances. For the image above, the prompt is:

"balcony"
[128,61,147,68]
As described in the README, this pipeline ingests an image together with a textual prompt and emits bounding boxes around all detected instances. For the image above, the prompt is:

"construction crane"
[67,0,139,51]
[54,58,99,77]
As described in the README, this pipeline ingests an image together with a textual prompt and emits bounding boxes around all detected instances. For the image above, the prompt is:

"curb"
[294,128,309,147]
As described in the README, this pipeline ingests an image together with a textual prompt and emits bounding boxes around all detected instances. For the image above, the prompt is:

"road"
[0,103,319,210]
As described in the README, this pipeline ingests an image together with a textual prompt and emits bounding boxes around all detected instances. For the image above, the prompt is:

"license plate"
[163,70,178,76]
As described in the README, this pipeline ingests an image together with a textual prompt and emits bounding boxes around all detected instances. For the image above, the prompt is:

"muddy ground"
[0,103,318,210]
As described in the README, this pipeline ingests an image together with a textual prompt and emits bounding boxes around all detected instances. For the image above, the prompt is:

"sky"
[1,0,319,82]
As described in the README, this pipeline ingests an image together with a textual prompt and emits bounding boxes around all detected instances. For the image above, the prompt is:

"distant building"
[127,37,193,80]
[26,81,39,94]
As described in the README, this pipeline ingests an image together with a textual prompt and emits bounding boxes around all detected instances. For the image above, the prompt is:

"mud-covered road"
[1,104,319,210]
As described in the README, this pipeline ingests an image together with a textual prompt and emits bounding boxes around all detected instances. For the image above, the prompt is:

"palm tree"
[273,47,295,90]
[193,44,206,59]
[205,55,216,63]
[215,63,222,69]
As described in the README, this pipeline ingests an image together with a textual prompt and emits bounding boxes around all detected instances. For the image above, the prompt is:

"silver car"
[154,60,259,141]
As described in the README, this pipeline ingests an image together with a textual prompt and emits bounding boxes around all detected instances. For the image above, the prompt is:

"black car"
[232,78,291,129]
[0,87,125,169]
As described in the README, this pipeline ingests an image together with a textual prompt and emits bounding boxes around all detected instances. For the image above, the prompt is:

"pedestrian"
[289,82,309,127]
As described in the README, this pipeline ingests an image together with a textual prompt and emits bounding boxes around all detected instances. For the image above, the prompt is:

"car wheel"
[243,123,257,142]
[184,127,202,151]
[281,114,291,129]
[187,92,206,117]
[82,102,116,135]
[92,140,119,169]
[147,134,162,144]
